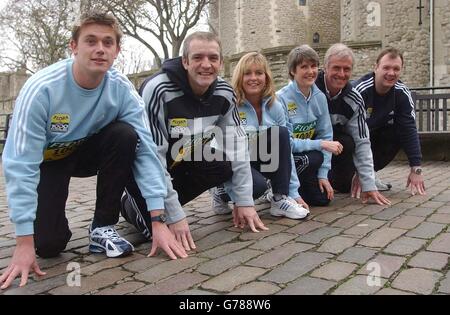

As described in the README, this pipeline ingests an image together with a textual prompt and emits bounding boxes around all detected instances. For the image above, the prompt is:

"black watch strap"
[150,213,167,223]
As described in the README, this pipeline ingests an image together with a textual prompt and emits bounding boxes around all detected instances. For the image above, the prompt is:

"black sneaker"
[120,191,152,240]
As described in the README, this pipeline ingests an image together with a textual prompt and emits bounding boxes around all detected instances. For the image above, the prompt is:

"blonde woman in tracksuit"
[211,52,309,220]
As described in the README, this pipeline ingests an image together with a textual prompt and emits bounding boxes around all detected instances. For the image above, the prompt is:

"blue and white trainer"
[89,225,134,258]
[268,193,309,220]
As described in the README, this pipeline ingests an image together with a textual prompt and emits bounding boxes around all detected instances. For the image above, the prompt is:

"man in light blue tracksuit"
[0,11,172,290]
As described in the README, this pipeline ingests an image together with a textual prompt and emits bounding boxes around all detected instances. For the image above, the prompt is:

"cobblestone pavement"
[0,161,449,295]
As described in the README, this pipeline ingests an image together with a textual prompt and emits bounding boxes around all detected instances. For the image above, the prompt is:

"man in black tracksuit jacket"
[316,43,391,206]
[121,32,268,259]
[354,47,425,195]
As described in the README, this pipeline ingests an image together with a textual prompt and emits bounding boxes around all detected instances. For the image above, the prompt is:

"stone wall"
[211,0,341,55]
[309,0,340,45]
[0,71,29,114]
[342,0,430,87]
[272,0,306,47]
[209,0,239,57]
[383,0,430,87]
[238,0,274,52]
[214,0,448,88]
[341,0,381,43]
[224,44,361,90]
[435,0,450,85]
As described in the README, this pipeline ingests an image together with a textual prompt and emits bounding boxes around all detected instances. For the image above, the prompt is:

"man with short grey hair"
[121,32,268,257]
[316,43,390,206]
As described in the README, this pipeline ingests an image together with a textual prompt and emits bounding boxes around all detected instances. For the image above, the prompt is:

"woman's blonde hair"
[231,52,276,107]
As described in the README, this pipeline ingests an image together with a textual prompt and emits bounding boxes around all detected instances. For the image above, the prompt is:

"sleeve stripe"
[15,65,67,155]
[395,83,416,119]
[146,81,180,145]
[347,89,368,139]
[355,77,374,94]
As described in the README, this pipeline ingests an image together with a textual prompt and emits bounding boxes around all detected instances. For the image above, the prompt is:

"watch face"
[415,168,422,175]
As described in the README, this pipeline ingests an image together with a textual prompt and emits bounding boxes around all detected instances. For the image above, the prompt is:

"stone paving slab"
[0,161,449,295]
[407,251,449,270]
[310,261,358,282]
[427,233,450,254]
[358,254,407,278]
[331,275,387,295]
[383,237,427,256]
[337,247,378,264]
[438,272,450,294]
[391,268,443,295]
[277,277,336,295]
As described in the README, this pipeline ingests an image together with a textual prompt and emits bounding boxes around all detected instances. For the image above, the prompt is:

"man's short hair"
[376,47,404,66]
[324,43,354,69]
[182,32,223,60]
[287,45,320,80]
[72,11,123,46]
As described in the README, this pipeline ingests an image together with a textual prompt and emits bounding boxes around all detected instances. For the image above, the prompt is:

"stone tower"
[341,0,431,87]
[211,0,450,87]
[209,0,340,56]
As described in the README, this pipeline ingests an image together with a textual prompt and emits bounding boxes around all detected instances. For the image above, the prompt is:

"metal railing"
[411,91,450,132]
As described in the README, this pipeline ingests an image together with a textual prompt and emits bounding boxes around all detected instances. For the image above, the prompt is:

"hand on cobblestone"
[169,218,196,251]
[350,173,361,199]
[407,171,426,196]
[361,191,391,206]
[232,206,269,233]
[319,179,334,200]
[148,222,188,260]
[0,235,46,290]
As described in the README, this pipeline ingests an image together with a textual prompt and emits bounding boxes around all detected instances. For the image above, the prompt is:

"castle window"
[299,0,306,5]
[313,32,320,44]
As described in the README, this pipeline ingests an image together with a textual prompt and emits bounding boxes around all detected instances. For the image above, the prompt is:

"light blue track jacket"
[277,81,333,179]
[2,59,167,236]
[235,97,301,199]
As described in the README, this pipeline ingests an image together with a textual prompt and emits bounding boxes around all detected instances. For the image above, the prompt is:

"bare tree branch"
[0,0,73,72]
[88,0,211,67]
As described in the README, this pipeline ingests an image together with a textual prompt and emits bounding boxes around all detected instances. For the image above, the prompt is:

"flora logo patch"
[288,103,297,116]
[169,118,189,135]
[50,114,70,133]
[239,112,247,125]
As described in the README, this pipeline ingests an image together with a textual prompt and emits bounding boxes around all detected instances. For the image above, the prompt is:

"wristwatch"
[150,213,167,223]
[412,167,423,175]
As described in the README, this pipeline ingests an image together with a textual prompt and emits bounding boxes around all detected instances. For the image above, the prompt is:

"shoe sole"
[270,209,309,220]
[89,242,133,258]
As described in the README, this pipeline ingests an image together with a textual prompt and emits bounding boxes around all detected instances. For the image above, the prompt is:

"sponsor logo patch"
[293,120,317,139]
[50,114,70,133]
[239,112,247,126]
[366,107,373,119]
[287,103,297,116]
[44,138,86,161]
[169,118,189,134]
